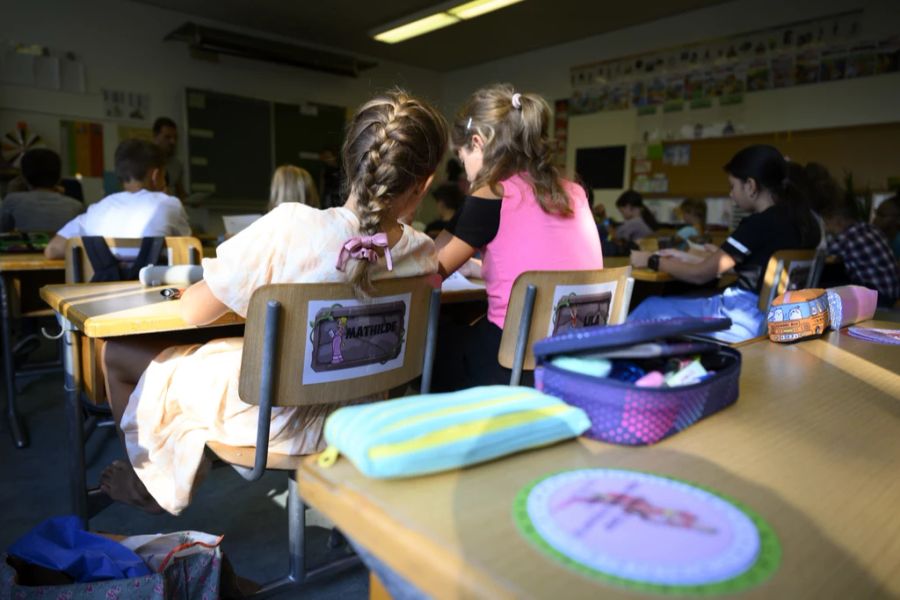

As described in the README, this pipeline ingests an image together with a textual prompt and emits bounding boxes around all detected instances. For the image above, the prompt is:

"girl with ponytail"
[628,144,821,342]
[98,90,447,515]
[433,83,603,390]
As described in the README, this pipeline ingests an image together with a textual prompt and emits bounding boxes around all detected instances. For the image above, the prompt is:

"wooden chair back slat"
[239,275,440,407]
[498,267,632,371]
[64,236,202,283]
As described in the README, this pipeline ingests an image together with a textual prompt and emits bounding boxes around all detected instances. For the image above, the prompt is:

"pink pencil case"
[826,285,878,329]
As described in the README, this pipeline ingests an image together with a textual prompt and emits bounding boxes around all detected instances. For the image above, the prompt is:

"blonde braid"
[343,91,448,296]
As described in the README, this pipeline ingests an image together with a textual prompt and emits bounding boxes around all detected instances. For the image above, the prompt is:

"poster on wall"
[59,120,103,177]
[102,89,151,121]
[302,293,411,385]
[567,12,896,118]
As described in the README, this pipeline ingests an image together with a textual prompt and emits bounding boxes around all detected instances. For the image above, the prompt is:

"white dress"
[120,204,437,514]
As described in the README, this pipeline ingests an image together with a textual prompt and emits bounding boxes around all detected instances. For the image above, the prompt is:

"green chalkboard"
[273,101,346,203]
[185,88,272,206]
[184,88,346,209]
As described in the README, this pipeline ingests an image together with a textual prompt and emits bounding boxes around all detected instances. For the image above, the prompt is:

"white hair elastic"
[511,93,523,109]
[465,117,473,131]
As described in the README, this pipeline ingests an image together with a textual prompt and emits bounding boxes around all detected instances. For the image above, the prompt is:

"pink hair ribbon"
[335,233,393,272]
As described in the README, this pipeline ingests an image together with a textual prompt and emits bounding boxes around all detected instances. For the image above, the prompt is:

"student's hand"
[630,250,652,268]
[459,257,482,279]
[703,243,719,253]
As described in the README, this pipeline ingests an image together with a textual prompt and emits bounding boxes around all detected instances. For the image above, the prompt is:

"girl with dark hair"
[628,144,821,342]
[615,189,658,243]
[433,83,602,389]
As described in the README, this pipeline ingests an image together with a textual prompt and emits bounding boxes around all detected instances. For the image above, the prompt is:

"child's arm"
[180,280,229,326]
[632,249,735,285]
[437,235,477,279]
[45,235,67,259]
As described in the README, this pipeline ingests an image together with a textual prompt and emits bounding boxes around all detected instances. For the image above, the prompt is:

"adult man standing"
[152,117,186,200]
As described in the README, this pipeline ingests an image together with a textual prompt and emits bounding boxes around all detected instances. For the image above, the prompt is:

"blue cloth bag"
[7,516,151,583]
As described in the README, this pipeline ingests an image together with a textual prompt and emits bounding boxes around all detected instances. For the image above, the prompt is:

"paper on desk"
[442,271,485,292]
[222,214,262,235]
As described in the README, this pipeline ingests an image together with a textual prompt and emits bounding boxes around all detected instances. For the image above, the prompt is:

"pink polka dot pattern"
[535,348,740,445]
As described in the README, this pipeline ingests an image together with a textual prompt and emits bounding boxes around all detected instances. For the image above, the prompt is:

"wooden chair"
[205,275,442,595]
[63,236,202,406]
[498,267,633,386]
[65,236,202,283]
[758,249,825,312]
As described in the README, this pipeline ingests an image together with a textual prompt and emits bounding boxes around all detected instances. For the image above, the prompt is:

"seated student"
[674,197,707,247]
[433,84,602,389]
[267,164,320,211]
[1,149,83,233]
[98,90,447,514]
[629,145,821,343]
[821,195,899,307]
[874,195,900,259]
[44,140,190,259]
[425,182,464,238]
[614,190,657,245]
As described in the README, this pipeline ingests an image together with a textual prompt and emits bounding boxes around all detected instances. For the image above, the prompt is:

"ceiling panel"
[134,0,729,71]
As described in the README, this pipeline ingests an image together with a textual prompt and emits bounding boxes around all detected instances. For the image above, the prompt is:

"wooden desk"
[440,278,487,304]
[0,253,65,448]
[298,332,900,599]
[41,282,243,337]
[41,282,245,524]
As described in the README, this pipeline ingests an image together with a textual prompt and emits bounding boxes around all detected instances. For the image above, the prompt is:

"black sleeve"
[721,211,765,264]
[447,196,501,248]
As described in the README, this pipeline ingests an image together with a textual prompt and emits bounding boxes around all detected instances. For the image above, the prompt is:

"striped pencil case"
[318,386,590,478]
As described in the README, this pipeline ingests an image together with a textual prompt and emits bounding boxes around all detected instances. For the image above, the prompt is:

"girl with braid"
[98,90,447,514]
[433,83,603,389]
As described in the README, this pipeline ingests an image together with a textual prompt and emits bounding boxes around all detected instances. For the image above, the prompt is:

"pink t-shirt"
[482,174,603,328]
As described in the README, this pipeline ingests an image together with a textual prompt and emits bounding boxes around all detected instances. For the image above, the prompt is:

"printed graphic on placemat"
[303,293,410,384]
[513,469,780,594]
[548,283,618,336]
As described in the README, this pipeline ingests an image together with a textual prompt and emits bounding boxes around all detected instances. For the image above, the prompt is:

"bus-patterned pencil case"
[318,386,590,478]
[533,317,741,446]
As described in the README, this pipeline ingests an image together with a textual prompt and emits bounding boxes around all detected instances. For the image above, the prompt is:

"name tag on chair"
[303,294,410,384]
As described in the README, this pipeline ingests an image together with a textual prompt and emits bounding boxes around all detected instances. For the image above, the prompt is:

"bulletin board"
[631,122,900,198]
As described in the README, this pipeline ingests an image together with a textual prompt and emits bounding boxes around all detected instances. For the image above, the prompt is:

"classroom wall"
[0,0,443,207]
[441,0,900,216]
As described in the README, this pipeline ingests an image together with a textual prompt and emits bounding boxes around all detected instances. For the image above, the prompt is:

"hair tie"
[465,117,473,131]
[335,233,393,272]
[511,93,523,110]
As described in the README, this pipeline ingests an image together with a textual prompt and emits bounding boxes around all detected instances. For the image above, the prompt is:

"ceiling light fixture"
[372,0,525,44]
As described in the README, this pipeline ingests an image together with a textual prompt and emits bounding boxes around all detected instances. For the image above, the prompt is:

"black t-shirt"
[721,205,820,292]
[446,195,502,247]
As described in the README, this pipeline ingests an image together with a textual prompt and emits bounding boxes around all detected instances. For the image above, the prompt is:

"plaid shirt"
[828,222,900,304]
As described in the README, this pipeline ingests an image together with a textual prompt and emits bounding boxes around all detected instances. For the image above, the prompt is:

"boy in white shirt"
[44,139,191,259]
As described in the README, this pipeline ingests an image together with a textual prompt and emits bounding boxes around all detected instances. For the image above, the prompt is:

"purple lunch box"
[533,317,741,446]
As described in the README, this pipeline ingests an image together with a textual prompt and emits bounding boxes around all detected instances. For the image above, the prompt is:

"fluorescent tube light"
[372,0,525,44]
[374,13,460,44]
[449,0,525,20]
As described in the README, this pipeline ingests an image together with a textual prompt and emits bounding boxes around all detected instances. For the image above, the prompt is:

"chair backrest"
[498,267,633,382]
[757,249,823,312]
[239,275,441,407]
[637,237,660,252]
[65,236,202,283]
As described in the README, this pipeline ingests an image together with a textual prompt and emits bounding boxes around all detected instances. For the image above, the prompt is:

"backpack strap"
[81,237,121,282]
[123,237,166,280]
